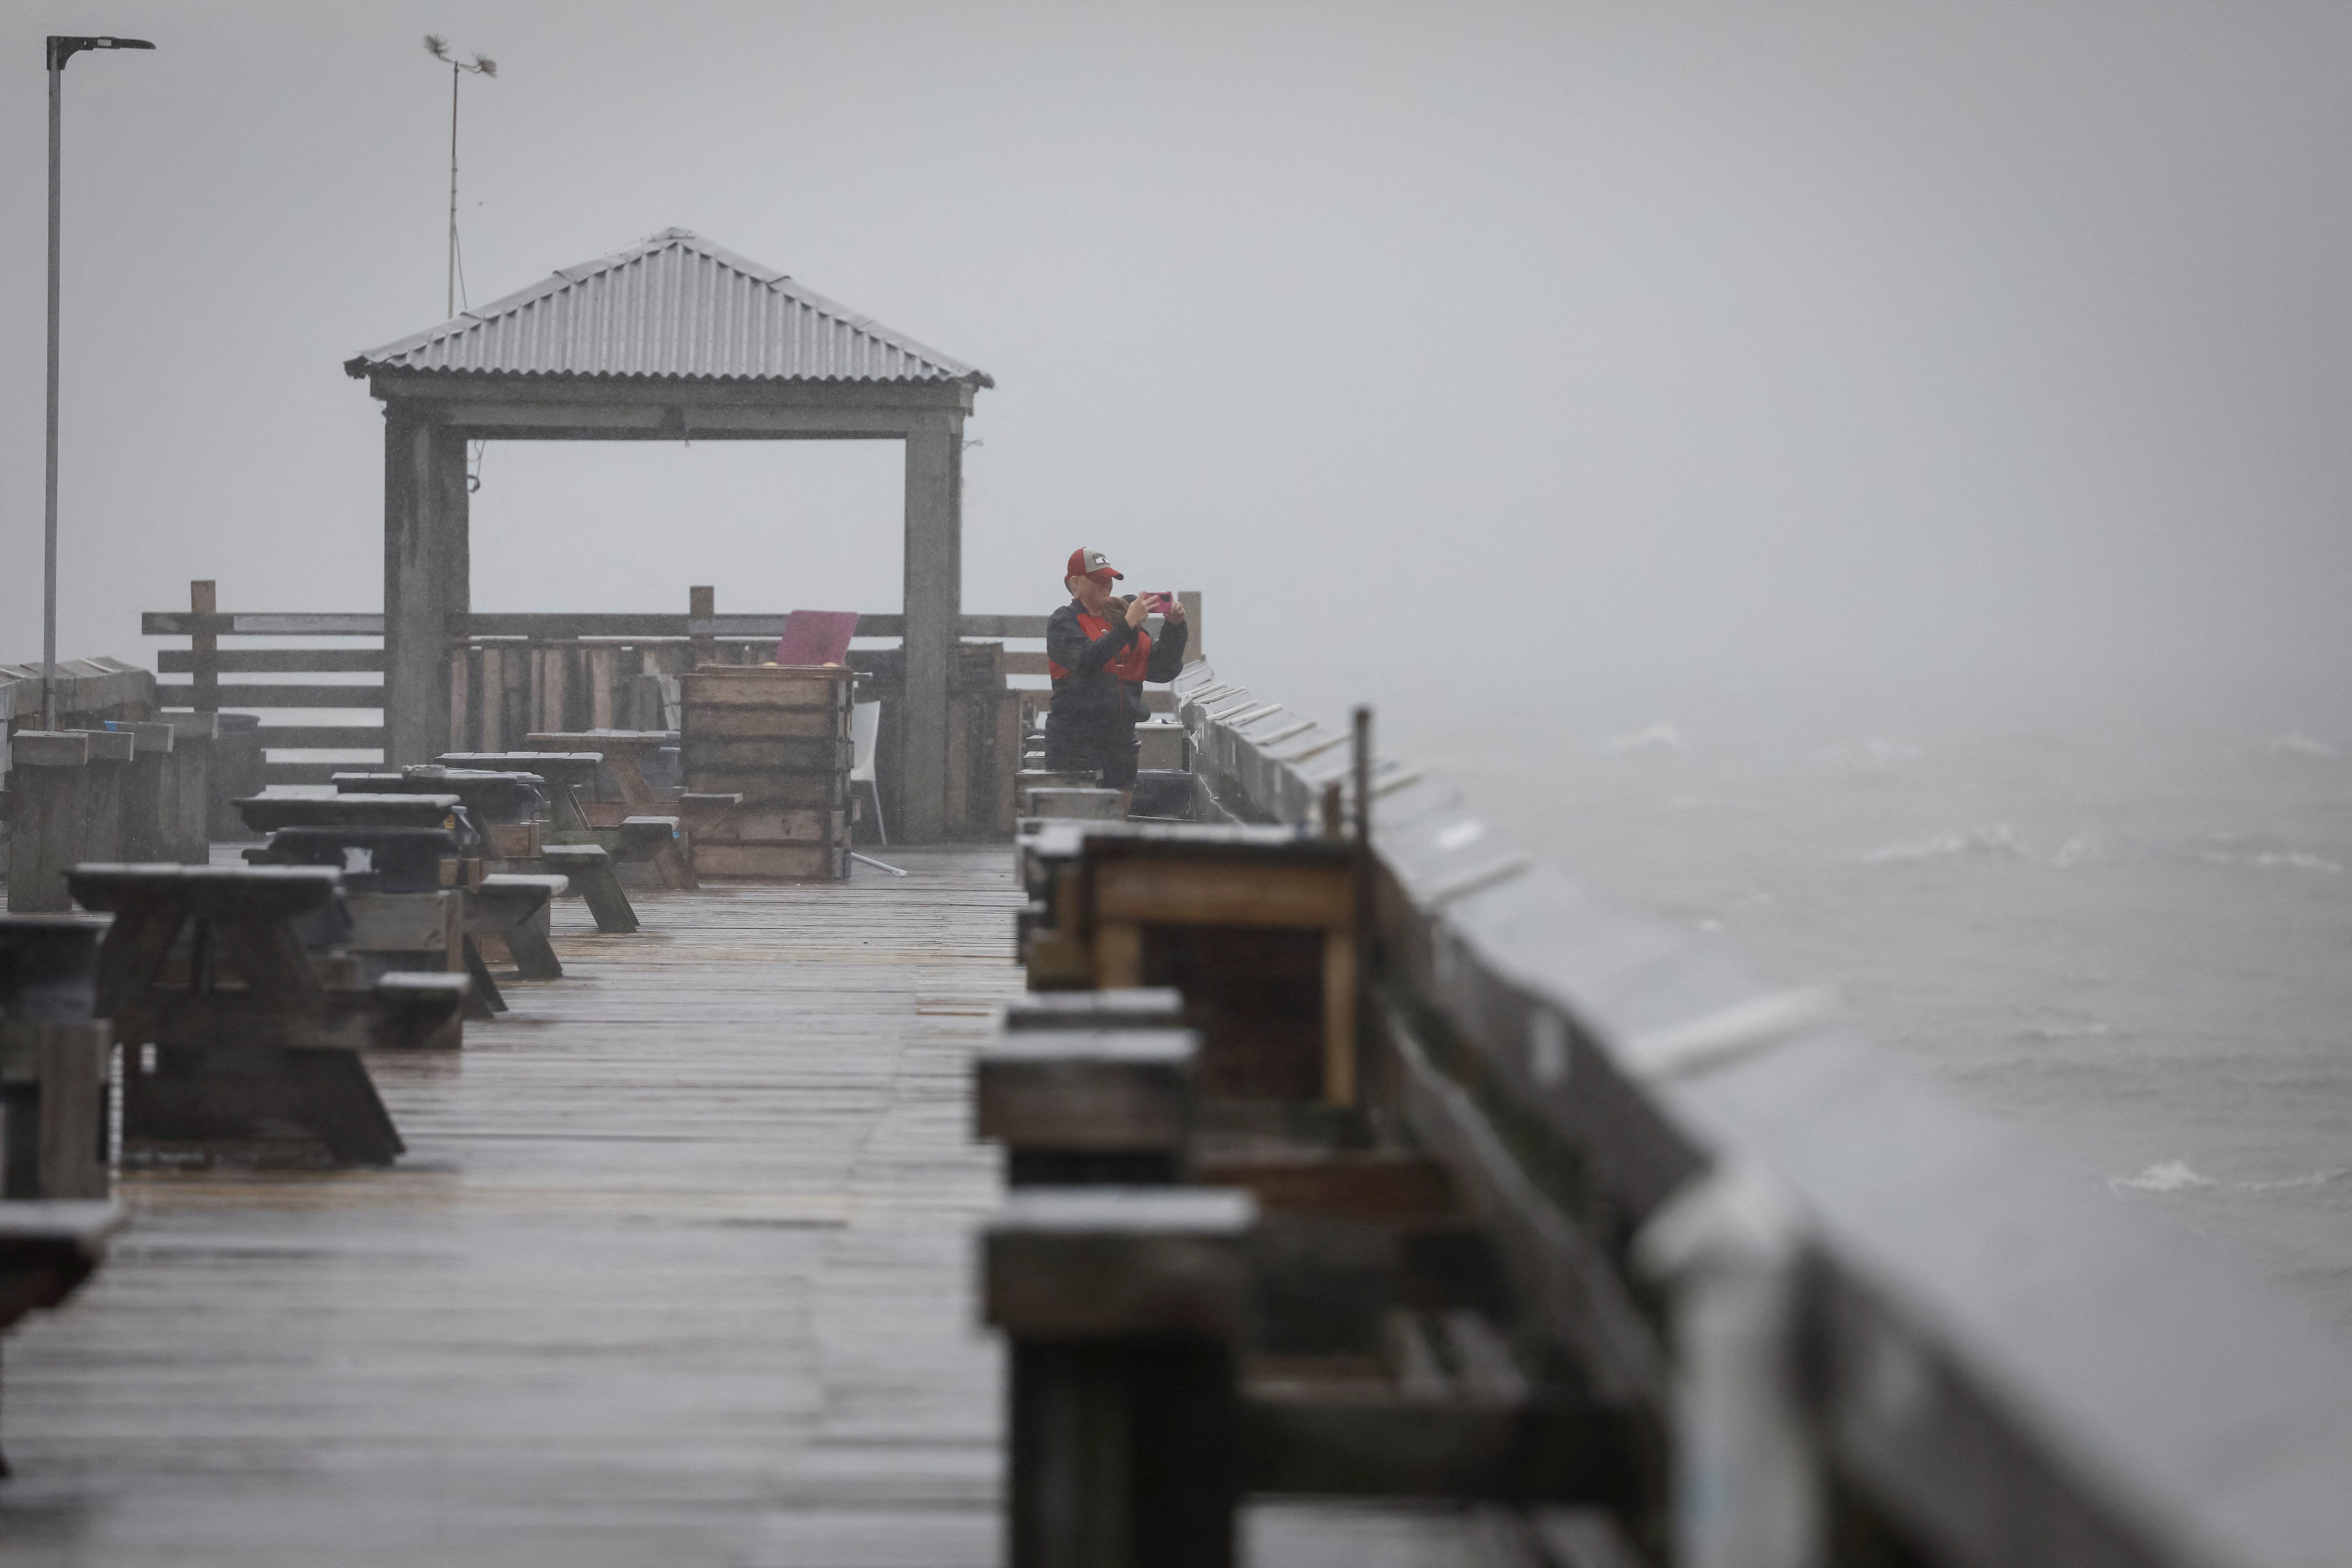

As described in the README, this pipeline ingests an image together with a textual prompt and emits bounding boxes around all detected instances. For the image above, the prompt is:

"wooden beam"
[899,423,961,841]
[158,649,385,674]
[155,685,382,709]
[383,415,466,764]
[188,581,218,712]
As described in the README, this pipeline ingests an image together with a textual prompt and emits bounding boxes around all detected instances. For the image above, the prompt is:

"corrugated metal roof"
[347,229,991,387]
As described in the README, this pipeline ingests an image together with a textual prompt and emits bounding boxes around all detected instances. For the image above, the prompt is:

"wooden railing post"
[189,580,218,713]
[689,586,715,669]
[1177,590,1203,665]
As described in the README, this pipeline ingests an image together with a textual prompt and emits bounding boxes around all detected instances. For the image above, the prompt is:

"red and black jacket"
[1046,600,1189,726]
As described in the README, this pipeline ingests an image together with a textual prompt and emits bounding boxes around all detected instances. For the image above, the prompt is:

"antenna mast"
[423,36,495,318]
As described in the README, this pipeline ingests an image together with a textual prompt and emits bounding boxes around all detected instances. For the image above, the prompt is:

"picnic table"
[67,865,459,1166]
[439,751,683,907]
[333,769,547,858]
[524,732,696,890]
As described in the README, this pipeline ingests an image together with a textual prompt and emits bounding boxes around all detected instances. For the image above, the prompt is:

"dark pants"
[1044,713,1141,789]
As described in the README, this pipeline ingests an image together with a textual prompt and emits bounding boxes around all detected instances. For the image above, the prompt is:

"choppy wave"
[2204,848,2345,875]
[1601,721,1687,755]
[1864,824,2020,863]
[2018,1018,2112,1041]
[1823,738,1924,771]
[2052,834,2101,867]
[2108,1161,2217,1194]
[2108,1161,2352,1196]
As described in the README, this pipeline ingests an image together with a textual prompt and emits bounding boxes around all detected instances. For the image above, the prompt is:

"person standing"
[1044,547,1189,813]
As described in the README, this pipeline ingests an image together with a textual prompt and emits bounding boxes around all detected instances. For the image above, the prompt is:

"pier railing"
[1170,662,2352,1568]
[143,583,1203,836]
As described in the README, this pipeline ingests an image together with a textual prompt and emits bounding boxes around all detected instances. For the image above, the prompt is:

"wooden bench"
[468,874,571,984]
[0,916,127,1473]
[0,917,114,1200]
[66,865,445,1167]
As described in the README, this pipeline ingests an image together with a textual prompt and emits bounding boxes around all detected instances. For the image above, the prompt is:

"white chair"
[850,699,885,845]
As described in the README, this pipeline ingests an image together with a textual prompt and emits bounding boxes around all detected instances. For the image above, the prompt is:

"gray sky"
[6,2,2349,736]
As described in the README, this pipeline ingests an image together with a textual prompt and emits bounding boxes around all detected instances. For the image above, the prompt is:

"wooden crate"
[682,665,856,881]
[694,843,849,880]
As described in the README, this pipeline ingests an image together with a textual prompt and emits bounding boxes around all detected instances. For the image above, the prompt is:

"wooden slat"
[158,649,387,673]
[251,726,388,750]
[1093,860,1353,928]
[153,684,382,708]
[263,760,373,786]
[958,614,1049,639]
[142,612,383,635]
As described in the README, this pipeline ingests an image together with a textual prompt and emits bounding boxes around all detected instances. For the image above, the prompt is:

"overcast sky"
[5,2,2348,737]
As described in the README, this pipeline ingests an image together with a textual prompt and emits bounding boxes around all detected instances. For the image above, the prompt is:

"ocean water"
[1390,711,2352,1341]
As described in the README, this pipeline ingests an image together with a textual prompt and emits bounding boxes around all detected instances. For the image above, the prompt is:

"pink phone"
[1143,591,1176,613]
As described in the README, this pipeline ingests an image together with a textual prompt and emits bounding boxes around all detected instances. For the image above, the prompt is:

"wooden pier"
[0,848,1024,1567]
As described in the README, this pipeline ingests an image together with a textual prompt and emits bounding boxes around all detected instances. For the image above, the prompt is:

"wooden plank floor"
[0,847,1025,1568]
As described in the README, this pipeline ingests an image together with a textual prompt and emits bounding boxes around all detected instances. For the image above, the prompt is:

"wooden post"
[1178,590,1204,665]
[188,579,218,712]
[447,643,470,754]
[689,586,715,670]
[477,646,504,751]
[383,411,468,764]
[901,422,962,842]
[119,722,174,862]
[986,1189,1253,1568]
[161,712,216,863]
[587,647,616,730]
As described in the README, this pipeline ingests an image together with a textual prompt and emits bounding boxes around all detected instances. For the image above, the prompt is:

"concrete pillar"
[119,722,175,861]
[901,419,962,842]
[5,732,89,911]
[384,406,469,765]
[67,730,134,865]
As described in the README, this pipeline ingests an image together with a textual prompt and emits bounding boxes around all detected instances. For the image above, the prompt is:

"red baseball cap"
[1067,547,1123,582]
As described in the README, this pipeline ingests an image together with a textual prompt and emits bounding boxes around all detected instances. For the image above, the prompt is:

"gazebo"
[346,228,991,841]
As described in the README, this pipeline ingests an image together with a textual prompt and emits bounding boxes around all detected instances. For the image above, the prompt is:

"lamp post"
[44,34,154,732]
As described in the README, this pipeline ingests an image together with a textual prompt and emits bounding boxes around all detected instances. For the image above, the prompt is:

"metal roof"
[346,229,991,387]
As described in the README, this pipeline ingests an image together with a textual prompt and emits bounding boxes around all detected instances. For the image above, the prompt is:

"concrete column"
[901,418,962,842]
[384,407,470,764]
[5,732,89,912]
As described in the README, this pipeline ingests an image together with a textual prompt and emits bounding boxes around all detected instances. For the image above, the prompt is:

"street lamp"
[44,34,154,732]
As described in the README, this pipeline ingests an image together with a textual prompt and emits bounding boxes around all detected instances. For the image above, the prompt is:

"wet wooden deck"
[0,847,1025,1568]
